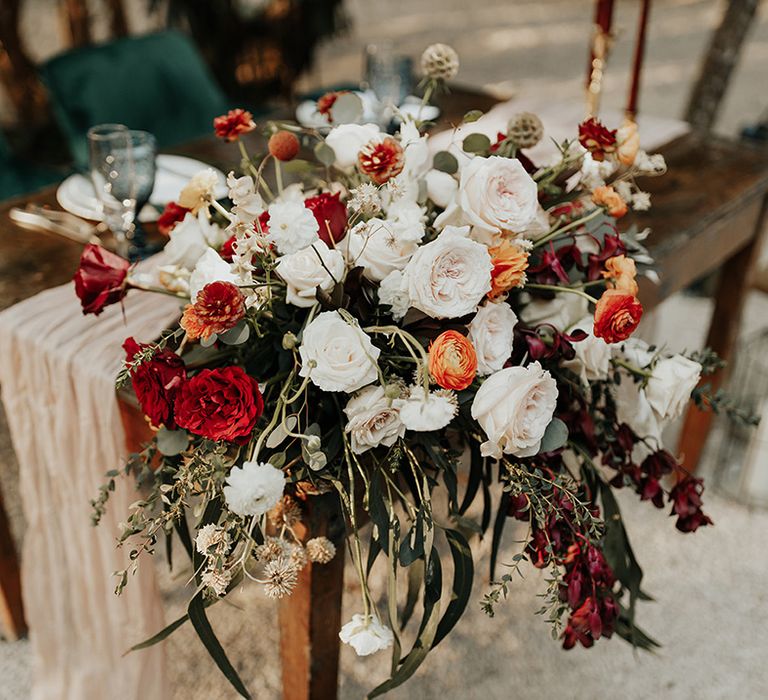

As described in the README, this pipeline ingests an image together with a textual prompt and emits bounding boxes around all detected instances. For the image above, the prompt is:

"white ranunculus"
[434,156,539,236]
[343,219,419,282]
[164,210,225,270]
[339,614,394,656]
[266,200,319,254]
[378,270,410,320]
[399,386,458,431]
[385,199,426,243]
[275,241,345,308]
[325,123,382,170]
[468,301,518,376]
[344,385,405,454]
[223,461,285,517]
[404,225,492,319]
[299,311,380,393]
[520,293,588,332]
[189,248,238,302]
[425,169,458,209]
[566,315,613,382]
[471,362,558,458]
[645,355,701,421]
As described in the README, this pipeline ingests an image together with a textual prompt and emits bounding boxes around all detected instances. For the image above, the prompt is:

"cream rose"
[299,311,380,393]
[344,385,405,454]
[425,169,458,209]
[471,362,558,458]
[645,355,701,421]
[325,123,382,170]
[275,241,345,308]
[343,219,419,282]
[468,301,518,376]
[435,155,539,236]
[403,226,492,319]
[566,315,613,382]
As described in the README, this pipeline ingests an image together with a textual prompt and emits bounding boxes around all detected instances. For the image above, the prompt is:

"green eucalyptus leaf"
[432,150,459,174]
[462,132,491,154]
[463,109,483,123]
[538,417,569,453]
[200,333,218,348]
[156,427,188,456]
[219,321,250,346]
[330,92,363,124]
[314,141,336,167]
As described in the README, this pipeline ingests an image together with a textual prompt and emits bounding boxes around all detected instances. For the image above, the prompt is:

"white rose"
[404,225,492,319]
[565,315,613,382]
[223,461,285,517]
[275,241,345,308]
[164,210,225,270]
[378,270,410,320]
[339,614,394,656]
[299,311,380,393]
[520,293,588,332]
[267,200,319,254]
[614,376,662,453]
[468,301,518,376]
[344,385,405,454]
[189,248,238,302]
[343,219,419,282]
[325,123,382,169]
[425,169,458,209]
[645,355,701,421]
[434,156,539,236]
[399,386,458,431]
[471,362,558,458]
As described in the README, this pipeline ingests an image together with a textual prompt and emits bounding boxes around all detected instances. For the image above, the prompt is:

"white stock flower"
[378,270,410,320]
[178,168,220,213]
[325,123,382,170]
[343,219,419,282]
[299,311,380,393]
[471,362,558,458]
[399,386,458,431]
[227,172,264,220]
[266,200,319,254]
[223,461,286,518]
[404,225,492,319]
[566,315,613,382]
[435,156,539,237]
[339,614,394,656]
[425,169,458,209]
[344,385,405,454]
[468,301,518,376]
[645,355,701,422]
[189,248,238,302]
[275,241,344,308]
[164,210,225,270]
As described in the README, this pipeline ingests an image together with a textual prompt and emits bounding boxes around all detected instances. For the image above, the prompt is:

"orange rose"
[616,119,640,167]
[593,289,643,343]
[428,330,478,391]
[592,185,628,218]
[602,254,638,296]
[488,240,529,299]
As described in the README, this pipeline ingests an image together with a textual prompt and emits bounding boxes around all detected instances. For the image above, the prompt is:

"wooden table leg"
[678,193,768,473]
[278,493,346,700]
[0,487,25,640]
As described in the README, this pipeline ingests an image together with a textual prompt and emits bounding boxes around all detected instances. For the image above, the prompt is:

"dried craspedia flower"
[268,131,300,162]
[507,112,544,149]
[268,495,303,528]
[305,536,336,564]
[263,557,299,599]
[421,43,459,81]
[358,137,405,185]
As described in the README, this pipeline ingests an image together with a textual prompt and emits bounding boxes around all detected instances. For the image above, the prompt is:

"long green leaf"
[459,441,483,515]
[432,529,473,649]
[490,490,510,580]
[128,612,190,652]
[400,560,425,631]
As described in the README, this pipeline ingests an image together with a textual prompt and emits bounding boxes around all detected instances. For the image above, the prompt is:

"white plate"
[56,155,228,222]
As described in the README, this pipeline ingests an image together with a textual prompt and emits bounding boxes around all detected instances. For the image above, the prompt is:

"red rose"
[123,337,186,429]
[174,366,263,443]
[254,210,270,236]
[220,234,237,261]
[578,117,617,162]
[213,108,256,142]
[358,137,405,185]
[157,201,190,235]
[74,243,130,315]
[304,192,348,245]
[593,289,643,343]
[180,281,246,341]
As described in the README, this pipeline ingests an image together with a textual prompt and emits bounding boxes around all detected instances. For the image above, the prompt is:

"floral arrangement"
[77,45,743,699]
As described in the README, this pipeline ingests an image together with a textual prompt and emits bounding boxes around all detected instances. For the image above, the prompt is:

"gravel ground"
[2,1,768,698]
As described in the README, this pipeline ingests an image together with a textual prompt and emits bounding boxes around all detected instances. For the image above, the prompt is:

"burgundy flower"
[358,137,405,185]
[669,476,713,533]
[73,244,130,316]
[578,117,617,161]
[528,244,571,285]
[213,109,256,142]
[180,281,246,341]
[304,192,348,245]
[123,338,186,429]
[157,201,190,235]
[174,366,263,443]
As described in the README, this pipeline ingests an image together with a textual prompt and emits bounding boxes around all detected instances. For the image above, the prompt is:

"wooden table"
[2,91,768,696]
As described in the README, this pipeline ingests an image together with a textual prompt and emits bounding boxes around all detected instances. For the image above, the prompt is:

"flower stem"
[525,283,598,304]
[533,208,603,249]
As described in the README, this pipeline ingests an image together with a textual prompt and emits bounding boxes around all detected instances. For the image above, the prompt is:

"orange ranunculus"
[602,254,638,296]
[488,240,529,299]
[592,185,628,218]
[616,119,640,167]
[428,330,478,391]
[593,289,643,343]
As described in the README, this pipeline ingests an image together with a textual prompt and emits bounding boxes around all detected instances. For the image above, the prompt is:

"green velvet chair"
[40,31,230,169]
[0,131,60,202]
